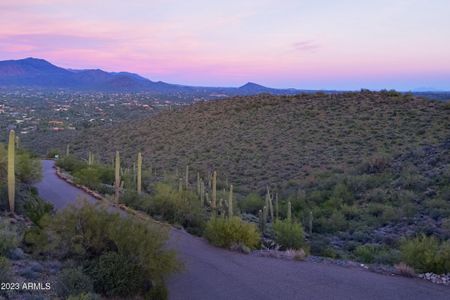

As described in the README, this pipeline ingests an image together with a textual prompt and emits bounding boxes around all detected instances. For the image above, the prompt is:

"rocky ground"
[1,214,59,300]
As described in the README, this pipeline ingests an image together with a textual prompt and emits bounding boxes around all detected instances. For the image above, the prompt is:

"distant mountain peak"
[239,82,266,89]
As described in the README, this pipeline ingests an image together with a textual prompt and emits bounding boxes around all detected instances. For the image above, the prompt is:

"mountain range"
[0,57,305,96]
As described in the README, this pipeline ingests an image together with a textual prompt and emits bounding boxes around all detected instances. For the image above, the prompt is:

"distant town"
[0,89,193,137]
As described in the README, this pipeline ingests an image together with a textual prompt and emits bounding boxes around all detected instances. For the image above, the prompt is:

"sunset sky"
[1,0,449,90]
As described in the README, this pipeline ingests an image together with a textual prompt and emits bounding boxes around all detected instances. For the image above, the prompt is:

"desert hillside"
[24,91,450,194]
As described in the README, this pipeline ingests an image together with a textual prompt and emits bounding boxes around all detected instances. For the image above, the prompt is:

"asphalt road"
[36,160,450,300]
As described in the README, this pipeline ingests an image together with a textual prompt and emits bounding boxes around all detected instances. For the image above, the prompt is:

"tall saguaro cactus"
[275,193,279,220]
[8,130,15,213]
[200,181,205,206]
[228,184,233,217]
[137,152,142,194]
[185,165,189,190]
[211,171,217,211]
[114,151,121,203]
[88,151,93,166]
[196,172,201,195]
[266,187,274,222]
[287,201,292,222]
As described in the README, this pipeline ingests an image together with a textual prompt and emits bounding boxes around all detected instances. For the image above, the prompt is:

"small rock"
[8,247,25,260]
[29,261,44,273]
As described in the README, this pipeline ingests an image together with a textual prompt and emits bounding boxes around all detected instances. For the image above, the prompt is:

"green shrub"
[204,217,260,249]
[87,251,146,298]
[24,197,53,227]
[56,267,93,298]
[239,193,264,214]
[0,256,11,283]
[73,168,102,190]
[273,220,305,250]
[354,244,400,265]
[149,183,206,234]
[400,235,450,274]
[56,156,86,173]
[16,152,42,184]
[0,223,18,256]
[23,227,51,256]
[48,202,179,296]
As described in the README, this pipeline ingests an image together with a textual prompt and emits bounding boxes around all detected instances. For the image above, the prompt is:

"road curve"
[35,160,450,300]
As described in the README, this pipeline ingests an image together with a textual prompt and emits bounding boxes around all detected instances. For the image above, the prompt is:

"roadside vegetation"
[1,131,179,299]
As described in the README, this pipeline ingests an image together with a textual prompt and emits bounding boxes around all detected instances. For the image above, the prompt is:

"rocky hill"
[23,91,450,194]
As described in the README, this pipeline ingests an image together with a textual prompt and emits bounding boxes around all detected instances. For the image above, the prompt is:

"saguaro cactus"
[266,187,274,222]
[88,151,93,166]
[309,210,313,235]
[228,184,233,217]
[66,144,70,156]
[185,165,189,190]
[287,201,292,222]
[211,171,217,211]
[8,130,15,213]
[262,206,268,232]
[114,151,121,203]
[200,180,205,205]
[275,193,279,220]
[137,152,142,194]
[196,172,201,195]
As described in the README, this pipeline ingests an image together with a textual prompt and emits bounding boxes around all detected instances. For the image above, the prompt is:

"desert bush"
[204,217,260,249]
[86,251,146,298]
[47,148,59,159]
[400,235,450,274]
[354,244,400,265]
[48,202,178,297]
[0,256,11,283]
[239,193,264,214]
[24,197,53,227]
[0,223,19,256]
[56,267,94,298]
[56,155,87,173]
[273,219,305,250]
[73,168,102,190]
[23,226,52,256]
[149,183,206,234]
[16,152,42,184]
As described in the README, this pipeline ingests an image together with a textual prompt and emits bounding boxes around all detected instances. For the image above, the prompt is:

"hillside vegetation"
[26,91,449,194]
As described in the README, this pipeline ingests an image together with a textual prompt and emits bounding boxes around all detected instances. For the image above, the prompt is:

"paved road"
[36,160,450,300]
[35,160,97,210]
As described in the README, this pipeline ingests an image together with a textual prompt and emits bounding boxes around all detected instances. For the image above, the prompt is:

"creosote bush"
[204,217,260,250]
[148,183,206,235]
[400,235,450,274]
[273,219,305,250]
[0,223,19,256]
[0,256,11,283]
[56,267,94,298]
[239,193,264,214]
[86,251,146,298]
[45,201,179,298]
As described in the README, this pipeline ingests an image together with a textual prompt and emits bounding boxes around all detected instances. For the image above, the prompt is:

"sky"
[0,0,449,90]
